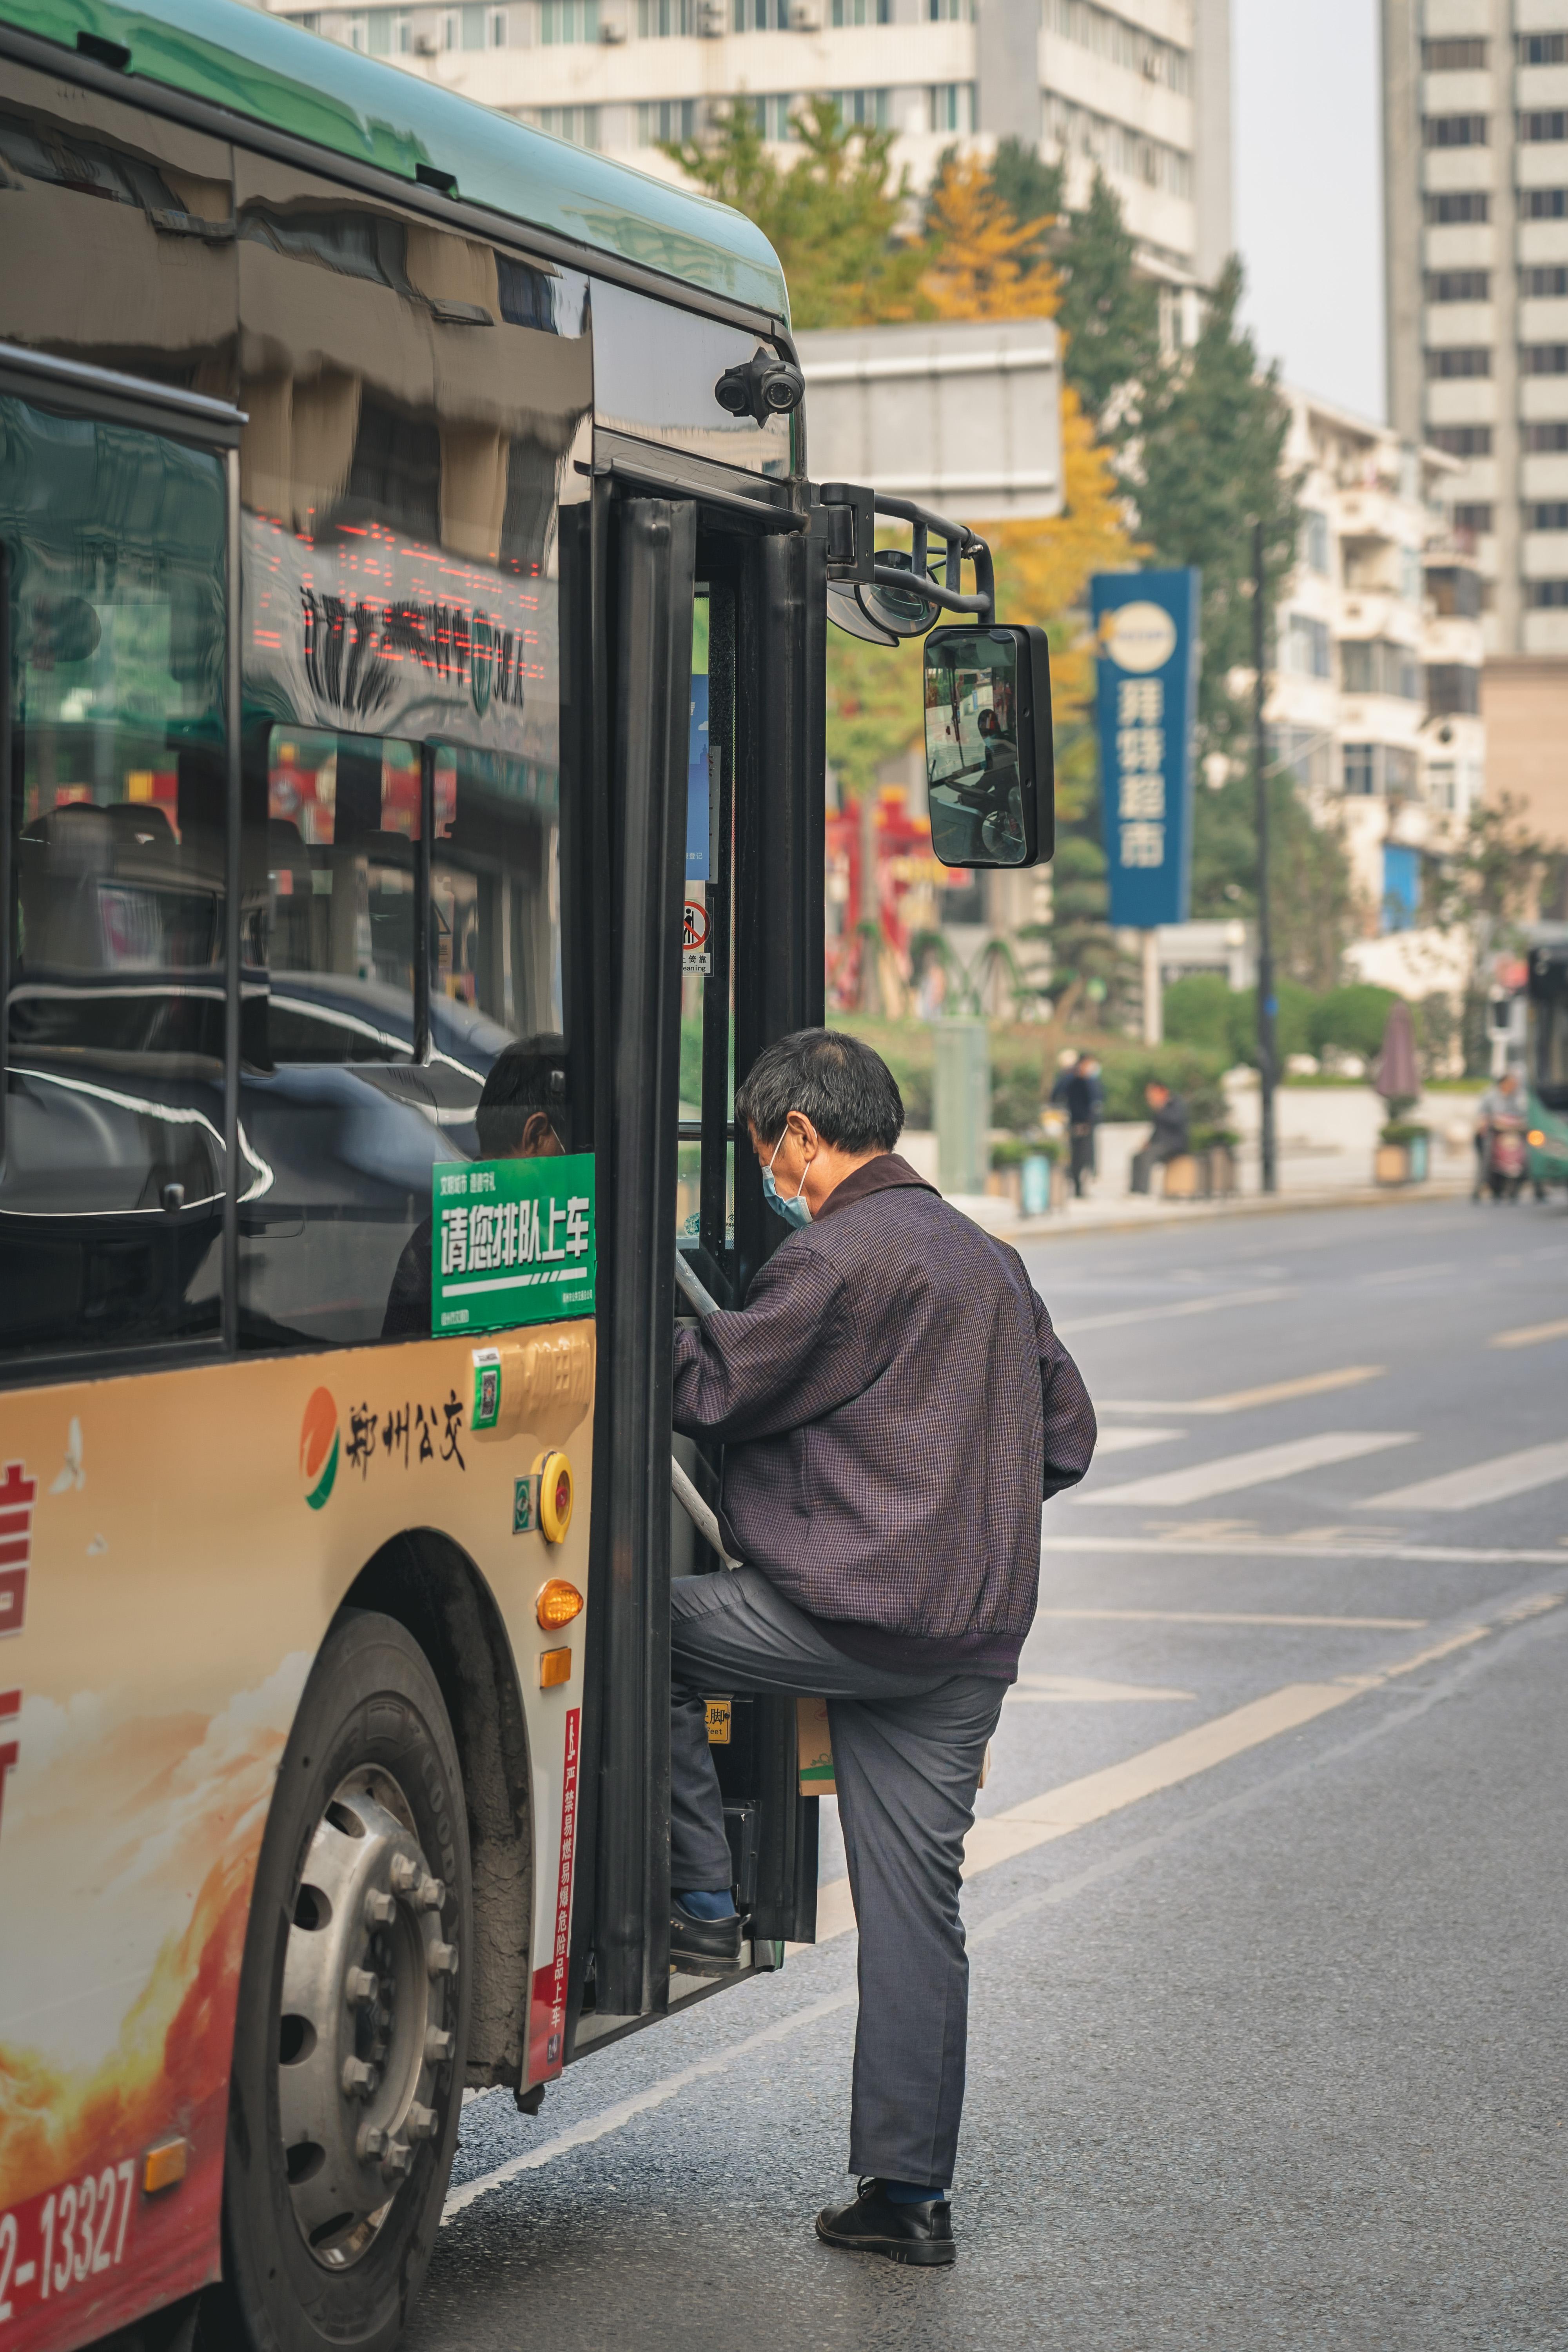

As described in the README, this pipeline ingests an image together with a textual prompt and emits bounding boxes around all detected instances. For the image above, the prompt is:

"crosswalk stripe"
[1093,1425,1183,1455]
[1489,1317,1568,1349]
[1055,1285,1295,1336]
[1096,1366,1385,1416]
[1361,1438,1568,1512]
[1073,1429,1416,1509]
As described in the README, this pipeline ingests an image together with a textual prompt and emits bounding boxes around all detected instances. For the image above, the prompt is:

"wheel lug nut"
[426,1941,458,1979]
[390,1854,420,1896]
[381,2138,412,2180]
[345,1967,379,2005]
[415,1874,445,1914]
[341,2056,379,2100]
[406,2102,439,2142]
[424,2026,455,2065]
[356,2124,388,2163]
[364,1889,396,1929]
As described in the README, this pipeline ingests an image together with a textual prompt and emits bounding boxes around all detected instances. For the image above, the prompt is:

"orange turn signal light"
[536,1578,584,1632]
[539,1646,573,1689]
[143,2138,188,2196]
[1529,1130,1546,1148]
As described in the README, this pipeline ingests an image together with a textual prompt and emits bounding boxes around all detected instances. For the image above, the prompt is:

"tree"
[1430,793,1553,1067]
[985,137,1061,265]
[1044,168,1162,436]
[662,98,927,328]
[921,151,1060,321]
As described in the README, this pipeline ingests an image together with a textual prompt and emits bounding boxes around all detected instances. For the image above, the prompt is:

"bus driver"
[667,1029,1096,2266]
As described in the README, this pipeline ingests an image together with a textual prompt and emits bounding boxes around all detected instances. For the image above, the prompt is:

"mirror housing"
[923,624,1054,869]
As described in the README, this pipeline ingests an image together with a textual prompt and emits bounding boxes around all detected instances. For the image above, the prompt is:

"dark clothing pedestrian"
[668,1149,1094,2194]
[670,1568,1004,2187]
[1063,1071,1099,1198]
[670,1154,1097,1680]
[1131,1090,1190,1194]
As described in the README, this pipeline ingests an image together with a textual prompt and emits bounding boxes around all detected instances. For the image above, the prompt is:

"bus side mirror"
[923,624,1054,869]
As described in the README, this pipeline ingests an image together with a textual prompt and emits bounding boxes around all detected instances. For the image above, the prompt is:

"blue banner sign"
[1090,568,1200,929]
[687,672,710,883]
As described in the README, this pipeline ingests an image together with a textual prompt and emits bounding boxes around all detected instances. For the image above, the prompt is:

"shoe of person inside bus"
[670,1891,742,1971]
[815,2178,956,2266]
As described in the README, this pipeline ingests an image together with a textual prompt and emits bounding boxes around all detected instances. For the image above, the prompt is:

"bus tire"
[202,1610,473,2352]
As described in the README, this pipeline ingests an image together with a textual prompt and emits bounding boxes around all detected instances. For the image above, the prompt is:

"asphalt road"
[415,1192,1568,2352]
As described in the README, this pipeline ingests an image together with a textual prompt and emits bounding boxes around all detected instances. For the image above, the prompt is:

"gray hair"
[735,1028,904,1153]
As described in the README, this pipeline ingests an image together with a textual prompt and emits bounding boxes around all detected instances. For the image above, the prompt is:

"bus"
[1524,928,1568,1195]
[0,5,1049,2344]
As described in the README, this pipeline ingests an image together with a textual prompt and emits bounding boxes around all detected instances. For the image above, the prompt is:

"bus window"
[1,394,229,1363]
[430,745,561,1040]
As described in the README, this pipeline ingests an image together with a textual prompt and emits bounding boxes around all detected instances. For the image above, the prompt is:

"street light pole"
[1253,518,1277,1196]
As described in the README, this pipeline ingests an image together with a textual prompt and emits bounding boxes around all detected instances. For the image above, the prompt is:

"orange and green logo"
[300,1387,339,1511]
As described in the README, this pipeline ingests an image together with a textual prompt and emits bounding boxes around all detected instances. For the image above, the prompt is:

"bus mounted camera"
[715,352,806,423]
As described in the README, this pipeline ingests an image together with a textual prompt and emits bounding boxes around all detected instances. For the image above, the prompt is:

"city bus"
[0,4,1049,2343]
[1524,927,1568,1194]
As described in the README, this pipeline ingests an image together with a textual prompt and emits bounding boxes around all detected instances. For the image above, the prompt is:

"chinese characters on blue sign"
[1090,568,1200,929]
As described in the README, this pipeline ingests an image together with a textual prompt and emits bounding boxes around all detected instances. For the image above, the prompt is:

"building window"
[930,82,975,133]
[1523,266,1568,298]
[491,7,508,36]
[1520,32,1568,65]
[1382,843,1421,932]
[1423,113,1488,146]
[638,96,698,140]
[639,0,692,27]
[541,0,599,38]
[1427,565,1482,617]
[1343,744,1377,796]
[347,11,368,44]
[733,0,789,26]
[1425,271,1490,302]
[1524,420,1568,451]
[1452,503,1494,535]
[1342,639,1421,700]
[833,0,893,20]
[1282,612,1331,678]
[1426,664,1481,716]
[367,7,391,48]
[461,3,485,43]
[1424,191,1490,223]
[833,85,890,125]
[1522,342,1568,373]
[1519,110,1568,142]
[532,103,603,140]
[744,92,798,138]
[1304,510,1330,574]
[1423,36,1486,68]
[1042,0,1192,95]
[1428,425,1492,457]
[395,10,412,46]
[1044,94,1192,197]
[1521,188,1568,219]
[929,0,975,17]
[1425,347,1491,377]
[1528,501,1568,530]
[1526,579,1568,605]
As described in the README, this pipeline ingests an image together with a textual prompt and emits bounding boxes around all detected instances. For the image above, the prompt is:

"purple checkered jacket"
[671,1156,1096,1679]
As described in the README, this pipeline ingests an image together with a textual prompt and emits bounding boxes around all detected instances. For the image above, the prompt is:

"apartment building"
[1384,0,1568,657]
[263,0,1232,282]
[1270,386,1486,936]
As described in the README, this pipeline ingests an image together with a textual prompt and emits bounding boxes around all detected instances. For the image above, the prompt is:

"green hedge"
[1164,975,1405,1071]
[829,1017,1230,1134]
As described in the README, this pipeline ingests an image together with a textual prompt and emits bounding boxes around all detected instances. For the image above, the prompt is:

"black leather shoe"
[669,1902,742,1973]
[815,2178,955,2266]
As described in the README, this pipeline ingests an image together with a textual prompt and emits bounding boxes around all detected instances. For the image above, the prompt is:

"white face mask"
[762,1124,812,1229]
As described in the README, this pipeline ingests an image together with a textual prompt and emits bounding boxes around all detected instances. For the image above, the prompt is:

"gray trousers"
[670,1567,1006,2189]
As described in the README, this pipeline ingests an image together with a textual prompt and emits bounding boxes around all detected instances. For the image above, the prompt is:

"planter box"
[1207,1145,1237,1198]
[1375,1143,1410,1186]
[1160,1154,1203,1200]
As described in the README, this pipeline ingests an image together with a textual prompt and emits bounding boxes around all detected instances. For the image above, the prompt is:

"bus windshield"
[1531,954,1568,1111]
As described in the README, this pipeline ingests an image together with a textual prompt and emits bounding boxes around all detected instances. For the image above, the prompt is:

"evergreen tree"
[986,136,1061,262]
[662,98,926,328]
[1049,170,1162,434]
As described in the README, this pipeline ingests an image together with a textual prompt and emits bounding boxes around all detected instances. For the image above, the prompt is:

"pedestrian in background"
[1064,1052,1100,1198]
[1130,1078,1189,1195]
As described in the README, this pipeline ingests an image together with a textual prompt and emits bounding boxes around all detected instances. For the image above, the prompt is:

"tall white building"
[1383,0,1568,656]
[1270,385,1486,940]
[265,0,1232,284]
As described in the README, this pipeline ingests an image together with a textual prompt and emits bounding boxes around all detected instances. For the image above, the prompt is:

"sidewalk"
[961,1174,1473,1245]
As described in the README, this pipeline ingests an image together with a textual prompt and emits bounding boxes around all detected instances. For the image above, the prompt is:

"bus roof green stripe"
[1,0,789,318]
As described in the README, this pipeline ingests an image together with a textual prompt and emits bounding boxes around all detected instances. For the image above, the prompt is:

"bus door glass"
[1,393,231,1363]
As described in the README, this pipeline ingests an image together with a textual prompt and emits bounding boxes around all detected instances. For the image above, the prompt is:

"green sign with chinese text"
[430,1154,596,1335]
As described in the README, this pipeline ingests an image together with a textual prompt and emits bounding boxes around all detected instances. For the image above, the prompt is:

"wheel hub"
[277,1769,458,2268]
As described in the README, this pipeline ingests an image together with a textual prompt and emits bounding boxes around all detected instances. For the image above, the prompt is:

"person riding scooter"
[1474,1068,1527,1201]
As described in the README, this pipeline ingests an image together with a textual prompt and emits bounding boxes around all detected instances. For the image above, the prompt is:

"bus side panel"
[0,1330,592,2352]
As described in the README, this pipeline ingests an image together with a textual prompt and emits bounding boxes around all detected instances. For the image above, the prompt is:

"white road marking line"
[1490,1316,1568,1349]
[1096,1366,1385,1417]
[1365,1259,1457,1285]
[1054,1285,1296,1336]
[1033,1607,1429,1630]
[1074,1430,1416,1509]
[1093,1425,1185,1455]
[1360,1438,1568,1513]
[445,1593,1564,2221]
[1040,1535,1568,1565]
[1010,1673,1197,1704]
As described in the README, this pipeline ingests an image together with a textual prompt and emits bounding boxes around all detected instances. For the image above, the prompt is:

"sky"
[1232,0,1386,424]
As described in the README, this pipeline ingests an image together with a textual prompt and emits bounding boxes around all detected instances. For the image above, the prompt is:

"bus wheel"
[205,1611,472,2352]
